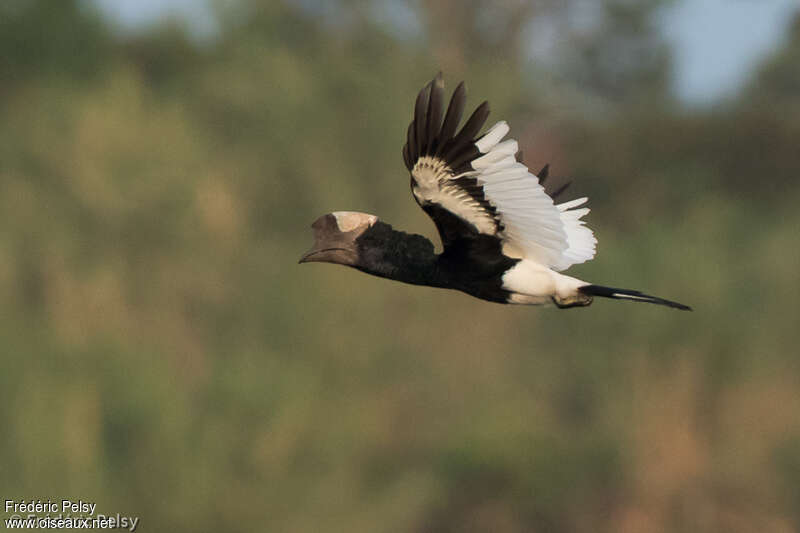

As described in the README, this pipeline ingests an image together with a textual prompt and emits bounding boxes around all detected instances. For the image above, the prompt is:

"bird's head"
[298,211,379,266]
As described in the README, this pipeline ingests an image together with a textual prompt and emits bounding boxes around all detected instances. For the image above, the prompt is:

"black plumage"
[301,74,691,311]
[404,75,503,239]
[435,81,466,159]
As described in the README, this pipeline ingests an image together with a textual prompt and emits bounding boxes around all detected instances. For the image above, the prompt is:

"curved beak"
[298,249,318,264]
[298,246,356,265]
[298,251,315,264]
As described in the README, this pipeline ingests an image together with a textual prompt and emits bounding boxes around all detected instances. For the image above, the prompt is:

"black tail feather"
[579,285,691,311]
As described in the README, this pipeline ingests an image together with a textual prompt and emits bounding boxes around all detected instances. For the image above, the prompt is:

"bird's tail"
[578,284,691,311]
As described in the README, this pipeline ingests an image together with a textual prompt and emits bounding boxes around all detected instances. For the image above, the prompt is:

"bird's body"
[301,74,690,311]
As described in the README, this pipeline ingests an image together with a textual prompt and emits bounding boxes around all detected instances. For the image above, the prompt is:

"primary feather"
[403,73,597,271]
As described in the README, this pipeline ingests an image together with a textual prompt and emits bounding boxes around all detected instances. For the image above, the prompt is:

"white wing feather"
[467,121,597,270]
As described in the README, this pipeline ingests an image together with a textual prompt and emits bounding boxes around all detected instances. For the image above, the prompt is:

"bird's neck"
[354,222,446,288]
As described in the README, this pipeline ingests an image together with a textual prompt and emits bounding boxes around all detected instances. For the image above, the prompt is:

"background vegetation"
[1,1,799,531]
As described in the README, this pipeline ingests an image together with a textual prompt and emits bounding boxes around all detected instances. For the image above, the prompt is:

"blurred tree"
[120,22,204,91]
[747,12,800,111]
[1,1,799,532]
[553,0,675,107]
[418,0,537,71]
[0,0,111,86]
[413,0,675,109]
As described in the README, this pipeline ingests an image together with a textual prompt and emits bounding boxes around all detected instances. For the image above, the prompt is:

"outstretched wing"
[402,74,596,271]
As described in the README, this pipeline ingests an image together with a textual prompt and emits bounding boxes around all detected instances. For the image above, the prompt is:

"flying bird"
[300,74,690,311]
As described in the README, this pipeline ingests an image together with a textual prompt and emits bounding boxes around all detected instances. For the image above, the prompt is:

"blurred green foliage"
[1,1,799,531]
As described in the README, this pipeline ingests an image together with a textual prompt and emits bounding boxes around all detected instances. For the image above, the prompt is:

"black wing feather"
[414,81,431,160]
[550,181,572,200]
[401,74,594,265]
[435,81,466,157]
[405,76,505,247]
[442,100,489,163]
[405,122,417,167]
[447,145,481,174]
[425,73,445,154]
[402,142,411,170]
[538,163,550,184]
